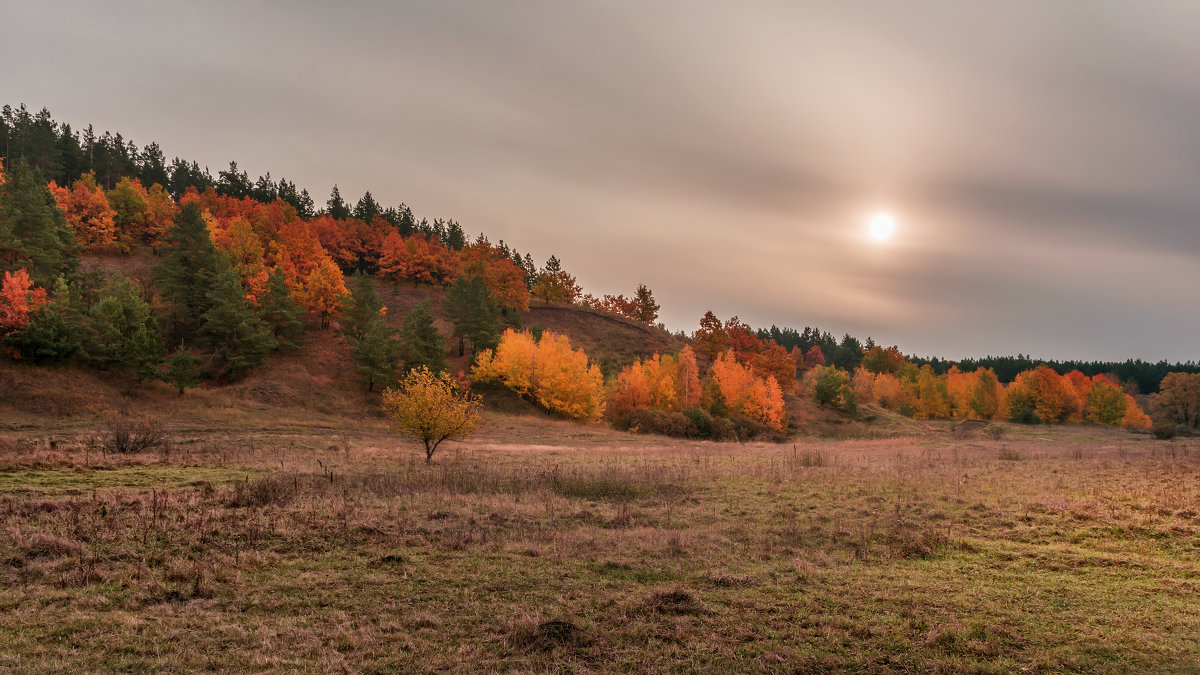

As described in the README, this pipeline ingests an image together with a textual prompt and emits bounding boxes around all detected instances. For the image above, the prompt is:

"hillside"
[0,253,691,432]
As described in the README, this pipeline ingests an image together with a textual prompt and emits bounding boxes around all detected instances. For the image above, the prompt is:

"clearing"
[2,412,1198,672]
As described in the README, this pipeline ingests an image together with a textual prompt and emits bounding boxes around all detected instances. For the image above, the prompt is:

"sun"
[869,212,896,242]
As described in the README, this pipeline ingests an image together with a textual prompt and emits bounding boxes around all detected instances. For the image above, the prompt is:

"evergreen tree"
[259,268,305,351]
[353,314,403,391]
[353,191,381,222]
[521,253,537,289]
[138,141,170,189]
[326,185,351,219]
[198,269,276,380]
[154,202,226,340]
[340,270,384,342]
[0,160,79,286]
[216,161,251,198]
[631,284,660,325]
[4,296,78,364]
[163,343,202,395]
[442,220,466,250]
[831,334,865,372]
[55,123,86,184]
[83,276,164,382]
[250,173,277,203]
[444,275,501,356]
[399,300,445,373]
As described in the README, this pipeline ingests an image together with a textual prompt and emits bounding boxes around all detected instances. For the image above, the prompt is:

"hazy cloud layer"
[4,1,1200,360]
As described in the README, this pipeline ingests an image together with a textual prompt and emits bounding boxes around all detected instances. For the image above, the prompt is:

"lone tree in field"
[382,366,482,463]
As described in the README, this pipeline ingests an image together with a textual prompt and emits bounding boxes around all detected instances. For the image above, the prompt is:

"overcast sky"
[4,2,1199,361]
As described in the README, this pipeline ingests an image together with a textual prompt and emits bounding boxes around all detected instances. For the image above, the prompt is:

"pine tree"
[445,275,500,356]
[353,315,402,391]
[340,270,384,342]
[163,343,203,395]
[326,185,351,219]
[3,276,82,363]
[154,202,226,341]
[83,276,164,382]
[198,269,276,380]
[631,284,659,325]
[442,220,466,250]
[259,268,305,351]
[352,191,381,222]
[400,300,445,373]
[0,160,79,286]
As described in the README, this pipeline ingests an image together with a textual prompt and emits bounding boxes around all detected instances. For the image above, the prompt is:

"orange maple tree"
[48,172,117,250]
[0,269,49,350]
[301,257,349,329]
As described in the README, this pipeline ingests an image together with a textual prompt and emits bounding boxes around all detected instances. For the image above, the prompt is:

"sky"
[4,1,1200,362]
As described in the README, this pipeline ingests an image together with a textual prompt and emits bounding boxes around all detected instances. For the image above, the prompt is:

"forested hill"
[757,324,1200,394]
[0,104,506,258]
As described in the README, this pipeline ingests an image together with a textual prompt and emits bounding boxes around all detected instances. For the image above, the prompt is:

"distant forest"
[756,325,1200,394]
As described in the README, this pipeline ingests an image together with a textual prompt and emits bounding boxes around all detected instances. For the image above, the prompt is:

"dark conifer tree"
[82,276,164,382]
[399,300,445,373]
[198,269,276,380]
[353,315,402,391]
[353,191,381,222]
[216,161,251,198]
[163,343,203,395]
[340,270,384,342]
[153,202,226,340]
[258,268,306,351]
[326,185,351,219]
[138,142,169,188]
[445,275,500,356]
[0,160,78,286]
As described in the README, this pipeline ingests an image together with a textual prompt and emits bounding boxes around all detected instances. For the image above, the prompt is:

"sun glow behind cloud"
[868,212,896,242]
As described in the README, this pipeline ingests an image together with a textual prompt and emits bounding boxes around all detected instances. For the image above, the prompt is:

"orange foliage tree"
[608,346,703,422]
[693,311,727,360]
[458,242,530,313]
[0,269,48,346]
[48,172,116,250]
[709,350,786,431]
[1003,366,1082,424]
[473,329,605,422]
[301,257,349,329]
[378,232,460,286]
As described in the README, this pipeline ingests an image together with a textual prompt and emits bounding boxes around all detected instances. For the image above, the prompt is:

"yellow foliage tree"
[914,365,951,420]
[675,346,702,409]
[473,328,605,422]
[382,366,482,463]
[744,375,787,431]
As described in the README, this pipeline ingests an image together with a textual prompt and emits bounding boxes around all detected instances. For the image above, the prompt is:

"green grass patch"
[0,465,263,494]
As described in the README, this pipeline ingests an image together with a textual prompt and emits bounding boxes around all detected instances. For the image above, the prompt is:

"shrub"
[102,413,168,454]
[1152,420,1178,440]
[624,407,698,438]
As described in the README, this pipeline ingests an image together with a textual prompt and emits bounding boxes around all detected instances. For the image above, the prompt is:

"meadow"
[2,412,1198,673]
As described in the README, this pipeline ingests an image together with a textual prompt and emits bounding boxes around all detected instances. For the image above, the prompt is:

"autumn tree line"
[3,104,1197,439]
[758,325,1200,395]
[0,106,659,391]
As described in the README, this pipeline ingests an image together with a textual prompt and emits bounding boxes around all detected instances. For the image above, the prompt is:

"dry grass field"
[2,411,1199,673]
